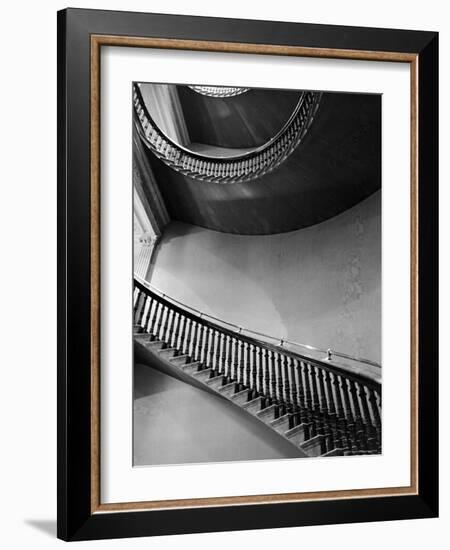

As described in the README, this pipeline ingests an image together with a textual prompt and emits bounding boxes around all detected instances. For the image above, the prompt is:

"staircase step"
[205,375,226,389]
[144,340,164,350]
[192,368,213,381]
[256,404,277,422]
[242,397,264,415]
[322,448,345,457]
[270,414,291,433]
[169,354,190,366]
[158,347,177,359]
[231,389,251,405]
[284,423,311,446]
[134,332,153,342]
[300,434,325,457]
[217,382,238,398]
[181,361,202,374]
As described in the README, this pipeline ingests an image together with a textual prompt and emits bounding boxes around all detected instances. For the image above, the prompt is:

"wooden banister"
[133,278,382,456]
[133,83,321,184]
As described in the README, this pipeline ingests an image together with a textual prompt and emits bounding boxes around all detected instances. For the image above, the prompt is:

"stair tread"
[181,361,201,368]
[169,354,189,361]
[300,434,324,449]
[205,375,226,384]
[270,414,291,427]
[218,382,236,392]
[231,389,250,400]
[242,397,263,410]
[144,343,164,352]
[192,368,213,377]
[285,423,311,438]
[256,404,277,418]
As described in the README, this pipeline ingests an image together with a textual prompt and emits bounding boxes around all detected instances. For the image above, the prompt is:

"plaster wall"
[149,191,381,363]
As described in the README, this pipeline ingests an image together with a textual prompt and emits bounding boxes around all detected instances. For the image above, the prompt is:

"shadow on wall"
[147,191,381,363]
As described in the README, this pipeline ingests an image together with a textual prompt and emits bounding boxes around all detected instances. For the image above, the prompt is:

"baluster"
[134,289,145,325]
[270,351,278,412]
[323,370,340,450]
[258,347,264,403]
[318,367,335,451]
[166,309,176,347]
[332,374,349,451]
[196,322,204,364]
[339,376,357,453]
[304,363,317,437]
[245,342,251,390]
[190,321,199,362]
[133,287,140,308]
[310,365,328,452]
[171,312,180,349]
[147,299,159,338]
[182,318,192,356]
[199,324,207,365]
[263,349,271,402]
[367,387,382,451]
[207,328,215,370]
[222,334,229,380]
[238,340,245,390]
[295,360,306,425]
[226,335,233,382]
[196,322,205,363]
[252,344,258,397]
[348,380,367,452]
[141,296,152,333]
[154,301,164,340]
[289,357,300,425]
[231,338,239,389]
[276,353,285,415]
[203,325,211,369]
[161,306,171,344]
[327,372,347,452]
[213,331,221,374]
[178,316,187,353]
[297,361,311,439]
[282,354,291,412]
[220,333,227,376]
[356,382,375,451]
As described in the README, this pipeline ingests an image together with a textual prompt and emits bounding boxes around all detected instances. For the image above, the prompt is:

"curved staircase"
[134,278,382,459]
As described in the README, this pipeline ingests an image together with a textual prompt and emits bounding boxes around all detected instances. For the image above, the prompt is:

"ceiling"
[138,88,381,235]
[177,86,302,149]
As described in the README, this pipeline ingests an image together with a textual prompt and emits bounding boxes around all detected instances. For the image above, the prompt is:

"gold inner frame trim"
[90,34,419,514]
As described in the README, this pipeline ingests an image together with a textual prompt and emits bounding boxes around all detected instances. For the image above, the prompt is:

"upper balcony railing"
[187,85,250,97]
[133,83,321,184]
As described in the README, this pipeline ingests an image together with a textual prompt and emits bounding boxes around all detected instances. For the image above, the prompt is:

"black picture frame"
[57,7,438,541]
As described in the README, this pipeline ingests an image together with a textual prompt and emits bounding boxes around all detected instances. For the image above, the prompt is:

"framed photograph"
[57,8,438,541]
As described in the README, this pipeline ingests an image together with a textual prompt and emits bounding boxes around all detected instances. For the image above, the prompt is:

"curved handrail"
[134,276,381,387]
[133,83,321,184]
[187,85,250,97]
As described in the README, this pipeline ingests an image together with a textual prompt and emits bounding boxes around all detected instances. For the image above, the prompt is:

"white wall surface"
[0,1,447,549]
[150,193,381,363]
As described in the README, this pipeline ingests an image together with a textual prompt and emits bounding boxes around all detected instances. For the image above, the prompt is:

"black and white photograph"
[132,82,382,466]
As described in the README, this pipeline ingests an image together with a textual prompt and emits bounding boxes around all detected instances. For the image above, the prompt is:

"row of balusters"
[133,87,318,182]
[134,285,381,455]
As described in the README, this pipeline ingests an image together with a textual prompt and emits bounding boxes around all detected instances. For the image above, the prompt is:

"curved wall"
[148,191,381,363]
[134,363,304,466]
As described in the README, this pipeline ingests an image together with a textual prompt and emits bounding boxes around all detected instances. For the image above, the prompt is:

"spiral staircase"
[133,82,382,461]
